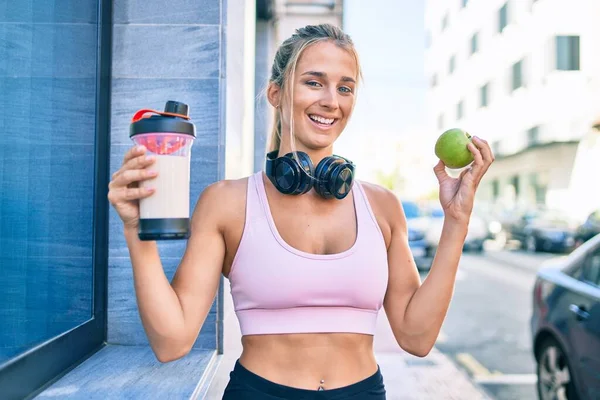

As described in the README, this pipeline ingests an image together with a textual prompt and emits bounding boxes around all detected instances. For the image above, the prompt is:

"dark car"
[531,233,600,400]
[509,209,576,253]
[575,210,600,248]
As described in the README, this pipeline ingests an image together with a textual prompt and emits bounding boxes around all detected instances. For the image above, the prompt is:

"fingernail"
[145,155,154,162]
[148,170,157,176]
[146,187,155,192]
[137,145,146,152]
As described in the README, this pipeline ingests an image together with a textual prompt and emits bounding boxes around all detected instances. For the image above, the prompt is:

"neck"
[277,140,333,167]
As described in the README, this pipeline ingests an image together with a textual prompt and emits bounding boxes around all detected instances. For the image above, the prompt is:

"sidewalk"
[203,280,490,399]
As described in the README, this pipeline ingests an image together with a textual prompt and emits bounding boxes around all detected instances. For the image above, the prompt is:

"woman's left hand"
[433,136,495,225]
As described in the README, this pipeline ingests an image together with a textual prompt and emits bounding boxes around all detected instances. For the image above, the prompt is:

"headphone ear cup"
[280,151,314,195]
[314,156,355,199]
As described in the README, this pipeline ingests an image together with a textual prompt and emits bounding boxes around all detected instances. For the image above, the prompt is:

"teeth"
[309,115,334,125]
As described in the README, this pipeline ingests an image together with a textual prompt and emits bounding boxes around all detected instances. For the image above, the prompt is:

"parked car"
[508,208,577,253]
[401,200,429,271]
[423,206,489,255]
[575,210,600,248]
[531,233,600,400]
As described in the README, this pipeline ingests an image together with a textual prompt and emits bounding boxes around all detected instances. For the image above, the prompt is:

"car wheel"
[526,235,538,252]
[537,339,578,400]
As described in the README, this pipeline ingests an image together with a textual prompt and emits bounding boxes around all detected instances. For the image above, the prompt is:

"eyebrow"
[300,71,356,84]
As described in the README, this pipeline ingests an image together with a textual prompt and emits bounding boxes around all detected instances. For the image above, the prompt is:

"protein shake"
[129,101,196,240]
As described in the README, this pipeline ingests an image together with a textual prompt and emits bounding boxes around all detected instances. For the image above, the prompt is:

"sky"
[335,0,434,191]
[341,0,428,142]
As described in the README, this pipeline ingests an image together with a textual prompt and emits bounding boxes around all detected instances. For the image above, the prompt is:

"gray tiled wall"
[108,0,225,350]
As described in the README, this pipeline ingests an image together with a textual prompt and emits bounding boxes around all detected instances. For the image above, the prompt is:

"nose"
[318,86,339,110]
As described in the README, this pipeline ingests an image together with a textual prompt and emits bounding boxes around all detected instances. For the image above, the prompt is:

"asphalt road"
[423,247,560,400]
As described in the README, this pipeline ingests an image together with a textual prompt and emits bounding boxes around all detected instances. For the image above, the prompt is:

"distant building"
[424,0,600,216]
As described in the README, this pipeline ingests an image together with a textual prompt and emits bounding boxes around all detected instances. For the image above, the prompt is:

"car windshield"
[402,201,421,219]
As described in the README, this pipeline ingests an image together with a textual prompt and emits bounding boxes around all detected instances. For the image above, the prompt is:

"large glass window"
[0,1,109,397]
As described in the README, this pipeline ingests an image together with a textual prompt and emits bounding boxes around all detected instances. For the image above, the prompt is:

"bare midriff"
[239,332,378,390]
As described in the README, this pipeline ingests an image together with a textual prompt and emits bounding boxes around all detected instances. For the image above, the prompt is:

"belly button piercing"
[318,379,325,391]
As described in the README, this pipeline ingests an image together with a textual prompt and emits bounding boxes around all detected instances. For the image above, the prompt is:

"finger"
[467,142,485,178]
[123,186,155,201]
[433,159,450,184]
[123,153,156,172]
[114,168,157,188]
[472,136,494,164]
[112,153,155,182]
[470,139,494,182]
[123,145,147,165]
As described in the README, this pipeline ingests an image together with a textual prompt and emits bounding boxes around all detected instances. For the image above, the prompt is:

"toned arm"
[362,183,465,357]
[126,180,241,362]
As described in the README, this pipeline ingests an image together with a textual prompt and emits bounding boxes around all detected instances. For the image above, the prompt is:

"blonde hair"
[267,24,362,154]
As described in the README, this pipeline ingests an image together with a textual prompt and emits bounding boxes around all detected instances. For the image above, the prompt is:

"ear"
[267,82,281,109]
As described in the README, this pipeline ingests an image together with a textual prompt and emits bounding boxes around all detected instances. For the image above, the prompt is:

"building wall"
[254,19,276,171]
[425,0,600,212]
[107,0,225,350]
[273,0,344,45]
[225,0,258,179]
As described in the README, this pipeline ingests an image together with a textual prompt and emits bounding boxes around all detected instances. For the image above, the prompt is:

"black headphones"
[265,150,355,199]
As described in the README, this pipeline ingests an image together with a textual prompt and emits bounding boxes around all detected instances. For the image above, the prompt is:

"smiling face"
[269,40,359,154]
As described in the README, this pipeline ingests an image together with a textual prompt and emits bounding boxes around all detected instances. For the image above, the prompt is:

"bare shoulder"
[191,176,249,231]
[358,181,407,246]
[358,181,404,221]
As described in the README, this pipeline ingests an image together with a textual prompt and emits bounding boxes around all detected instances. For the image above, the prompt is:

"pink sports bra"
[228,171,389,336]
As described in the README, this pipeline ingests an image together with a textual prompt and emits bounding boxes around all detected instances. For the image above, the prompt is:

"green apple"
[434,128,474,169]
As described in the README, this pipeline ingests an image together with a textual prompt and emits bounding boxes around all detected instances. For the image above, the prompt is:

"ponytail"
[268,109,281,153]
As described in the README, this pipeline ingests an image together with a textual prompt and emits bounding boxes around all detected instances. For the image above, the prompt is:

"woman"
[108,24,494,399]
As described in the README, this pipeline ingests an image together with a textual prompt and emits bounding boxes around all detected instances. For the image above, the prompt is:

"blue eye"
[306,81,322,87]
[339,86,353,93]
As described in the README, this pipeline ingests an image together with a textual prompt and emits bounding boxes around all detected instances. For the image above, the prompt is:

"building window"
[442,13,449,31]
[512,59,524,91]
[511,175,520,198]
[556,36,580,71]
[0,0,110,396]
[431,73,438,88]
[492,140,501,155]
[527,126,540,146]
[470,32,479,55]
[492,179,500,200]
[499,2,509,33]
[457,101,464,120]
[449,55,456,74]
[480,83,489,107]
[462,0,469,8]
[438,114,445,130]
[530,174,546,204]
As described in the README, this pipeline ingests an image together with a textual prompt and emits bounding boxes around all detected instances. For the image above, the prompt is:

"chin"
[302,135,338,151]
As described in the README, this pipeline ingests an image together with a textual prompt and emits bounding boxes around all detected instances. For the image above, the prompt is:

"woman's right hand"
[108,145,158,230]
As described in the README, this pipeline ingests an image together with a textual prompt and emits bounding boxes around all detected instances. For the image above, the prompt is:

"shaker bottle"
[129,100,196,241]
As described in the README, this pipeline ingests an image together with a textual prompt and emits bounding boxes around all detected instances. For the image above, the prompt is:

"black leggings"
[222,360,386,400]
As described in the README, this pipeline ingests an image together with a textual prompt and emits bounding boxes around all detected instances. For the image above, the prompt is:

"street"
[423,247,560,400]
